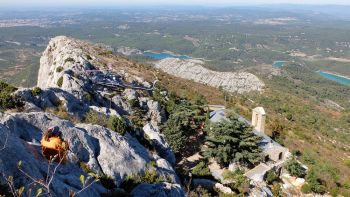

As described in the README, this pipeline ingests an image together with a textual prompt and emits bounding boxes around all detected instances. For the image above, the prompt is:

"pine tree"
[203,117,262,166]
[162,101,206,154]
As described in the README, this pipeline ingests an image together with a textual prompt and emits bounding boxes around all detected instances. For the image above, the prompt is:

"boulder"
[143,123,175,165]
[131,182,185,197]
[0,112,152,196]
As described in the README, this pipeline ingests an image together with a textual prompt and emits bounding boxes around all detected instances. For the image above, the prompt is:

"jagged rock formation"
[154,58,265,93]
[131,182,185,197]
[0,36,182,196]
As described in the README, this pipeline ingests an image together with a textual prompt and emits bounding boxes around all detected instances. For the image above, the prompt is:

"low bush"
[120,169,166,192]
[265,170,279,185]
[0,81,23,110]
[344,159,350,168]
[46,103,70,120]
[56,66,64,73]
[64,57,75,63]
[80,162,94,174]
[32,87,42,96]
[222,169,250,194]
[301,183,312,194]
[107,116,127,135]
[57,76,63,87]
[84,110,127,135]
[271,183,283,197]
[285,159,306,178]
[192,161,211,178]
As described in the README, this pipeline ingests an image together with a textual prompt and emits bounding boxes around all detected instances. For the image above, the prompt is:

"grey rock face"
[0,112,152,196]
[143,123,175,165]
[0,114,106,196]
[131,182,185,197]
[37,36,92,98]
[16,88,88,118]
[154,58,265,93]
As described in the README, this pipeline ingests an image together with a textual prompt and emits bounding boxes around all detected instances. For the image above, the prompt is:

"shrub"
[46,103,70,120]
[56,66,64,73]
[107,116,127,135]
[64,57,75,63]
[84,110,127,135]
[128,99,139,108]
[192,161,211,177]
[86,55,92,60]
[80,162,94,174]
[0,81,23,110]
[301,183,312,193]
[57,76,63,87]
[83,92,93,102]
[84,110,108,125]
[120,169,166,192]
[265,170,279,185]
[305,168,327,194]
[189,187,212,197]
[223,169,250,194]
[344,159,350,168]
[285,159,306,178]
[271,183,283,197]
[32,87,42,96]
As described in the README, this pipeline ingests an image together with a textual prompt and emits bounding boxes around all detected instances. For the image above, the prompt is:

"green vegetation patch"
[192,161,211,178]
[0,81,23,111]
[285,159,306,178]
[84,110,127,135]
[56,66,64,73]
[57,76,63,87]
[31,87,42,96]
[203,117,262,166]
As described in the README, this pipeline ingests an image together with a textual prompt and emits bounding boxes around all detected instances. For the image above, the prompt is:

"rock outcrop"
[131,182,185,197]
[0,36,183,196]
[37,36,93,98]
[154,58,264,93]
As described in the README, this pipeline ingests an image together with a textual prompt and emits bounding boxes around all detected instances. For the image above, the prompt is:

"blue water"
[317,71,350,86]
[143,51,190,60]
[273,61,288,68]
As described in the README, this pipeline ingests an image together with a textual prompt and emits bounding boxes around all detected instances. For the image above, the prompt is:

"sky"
[1,0,350,7]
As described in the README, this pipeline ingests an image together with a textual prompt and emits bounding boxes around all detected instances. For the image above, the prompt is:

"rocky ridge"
[154,58,265,93]
[0,36,181,196]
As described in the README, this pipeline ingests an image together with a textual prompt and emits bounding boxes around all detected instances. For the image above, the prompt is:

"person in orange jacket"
[41,126,68,162]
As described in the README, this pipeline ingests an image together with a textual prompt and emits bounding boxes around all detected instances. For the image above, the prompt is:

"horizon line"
[1,3,350,10]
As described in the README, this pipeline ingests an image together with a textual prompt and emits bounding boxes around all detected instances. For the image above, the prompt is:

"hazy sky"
[1,0,350,7]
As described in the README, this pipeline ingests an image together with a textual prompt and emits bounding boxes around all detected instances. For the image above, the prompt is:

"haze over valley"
[0,2,350,197]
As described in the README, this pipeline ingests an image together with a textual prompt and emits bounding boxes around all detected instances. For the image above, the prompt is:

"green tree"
[203,118,262,166]
[162,101,206,154]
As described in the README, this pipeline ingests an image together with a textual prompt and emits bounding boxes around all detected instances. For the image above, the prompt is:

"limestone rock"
[131,182,185,197]
[143,123,175,165]
[154,58,264,93]
[37,36,93,98]
[0,112,152,195]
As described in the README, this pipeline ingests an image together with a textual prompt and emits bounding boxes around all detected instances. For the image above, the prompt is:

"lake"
[143,51,190,60]
[317,71,350,86]
[273,61,288,68]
